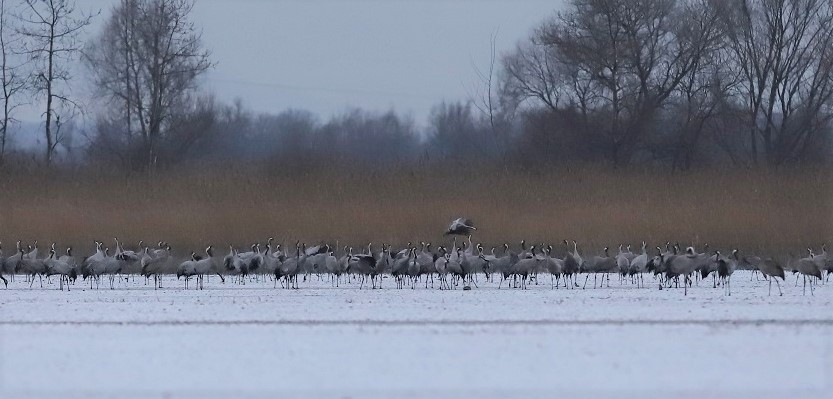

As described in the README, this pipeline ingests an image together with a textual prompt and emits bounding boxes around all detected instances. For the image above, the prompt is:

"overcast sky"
[24,0,563,125]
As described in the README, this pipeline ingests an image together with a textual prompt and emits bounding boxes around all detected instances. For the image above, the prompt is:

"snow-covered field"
[1,271,832,398]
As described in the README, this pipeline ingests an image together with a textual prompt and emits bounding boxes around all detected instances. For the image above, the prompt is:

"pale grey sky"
[26,0,563,124]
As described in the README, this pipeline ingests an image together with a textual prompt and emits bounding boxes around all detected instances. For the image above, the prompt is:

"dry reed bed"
[0,165,830,257]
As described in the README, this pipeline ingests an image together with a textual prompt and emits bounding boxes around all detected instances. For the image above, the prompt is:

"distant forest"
[2,0,833,173]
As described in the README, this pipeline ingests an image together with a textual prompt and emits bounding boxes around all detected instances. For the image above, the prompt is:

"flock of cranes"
[0,219,831,296]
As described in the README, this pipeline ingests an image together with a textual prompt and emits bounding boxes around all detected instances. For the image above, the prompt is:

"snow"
[1,271,832,398]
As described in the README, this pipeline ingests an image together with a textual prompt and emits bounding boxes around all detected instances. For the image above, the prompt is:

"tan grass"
[0,164,830,258]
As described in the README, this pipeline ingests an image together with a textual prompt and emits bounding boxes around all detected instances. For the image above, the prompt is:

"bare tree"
[470,31,503,134]
[164,92,219,161]
[85,0,212,172]
[666,0,730,169]
[85,0,141,168]
[427,101,481,160]
[468,30,517,156]
[501,36,565,113]
[720,0,833,166]
[1,0,27,164]
[501,33,600,126]
[532,0,722,166]
[16,0,95,166]
[667,58,732,170]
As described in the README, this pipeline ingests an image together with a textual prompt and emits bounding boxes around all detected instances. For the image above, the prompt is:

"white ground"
[1,271,832,398]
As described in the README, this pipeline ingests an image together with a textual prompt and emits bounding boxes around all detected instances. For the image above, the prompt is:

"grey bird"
[757,257,786,296]
[444,218,476,236]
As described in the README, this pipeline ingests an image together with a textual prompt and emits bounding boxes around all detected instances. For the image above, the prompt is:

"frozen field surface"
[1,271,832,398]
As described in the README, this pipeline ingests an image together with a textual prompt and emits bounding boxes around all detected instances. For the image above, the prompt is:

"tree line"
[1,0,832,173]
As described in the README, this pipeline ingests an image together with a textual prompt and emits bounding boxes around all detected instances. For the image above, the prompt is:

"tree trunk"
[45,25,55,166]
